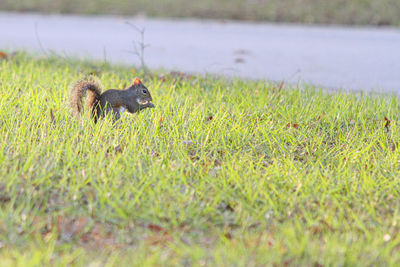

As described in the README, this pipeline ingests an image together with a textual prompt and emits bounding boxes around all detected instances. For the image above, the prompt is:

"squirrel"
[70,77,155,122]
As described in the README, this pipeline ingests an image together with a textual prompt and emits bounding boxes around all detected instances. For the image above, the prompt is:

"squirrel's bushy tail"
[70,76,102,117]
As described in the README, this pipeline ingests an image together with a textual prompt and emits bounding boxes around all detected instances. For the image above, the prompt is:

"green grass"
[1,52,400,266]
[1,0,400,26]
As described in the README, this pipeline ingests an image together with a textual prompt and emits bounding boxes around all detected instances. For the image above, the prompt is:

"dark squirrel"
[70,77,155,122]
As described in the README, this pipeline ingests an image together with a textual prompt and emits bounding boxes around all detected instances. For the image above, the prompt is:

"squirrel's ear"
[133,78,142,85]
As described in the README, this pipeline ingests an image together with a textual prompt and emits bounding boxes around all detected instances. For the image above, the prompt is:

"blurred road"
[2,12,400,92]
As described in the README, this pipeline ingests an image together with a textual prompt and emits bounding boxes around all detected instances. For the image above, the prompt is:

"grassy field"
[1,0,400,26]
[1,52,400,266]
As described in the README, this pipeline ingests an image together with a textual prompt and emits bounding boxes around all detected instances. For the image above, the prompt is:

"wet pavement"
[2,12,400,92]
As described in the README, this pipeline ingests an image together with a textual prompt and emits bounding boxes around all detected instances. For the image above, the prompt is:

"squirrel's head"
[127,78,155,110]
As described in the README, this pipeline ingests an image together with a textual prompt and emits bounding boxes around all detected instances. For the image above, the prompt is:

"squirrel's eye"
[142,89,147,94]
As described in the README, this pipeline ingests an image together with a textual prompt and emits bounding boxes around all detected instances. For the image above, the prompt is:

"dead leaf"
[384,116,390,132]
[154,116,163,128]
[224,232,232,239]
[145,232,172,246]
[0,51,7,60]
[170,71,193,79]
[247,222,261,230]
[81,222,106,244]
[219,201,234,212]
[278,81,284,92]
[320,220,334,232]
[114,145,123,154]
[151,150,160,157]
[57,216,90,241]
[148,223,165,233]
[50,109,55,126]
[0,184,10,203]
[283,259,294,267]
[286,123,299,129]
[234,58,245,64]
[214,158,221,166]
[73,217,89,236]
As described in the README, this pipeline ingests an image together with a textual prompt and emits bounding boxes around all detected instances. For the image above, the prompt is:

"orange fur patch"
[133,78,142,85]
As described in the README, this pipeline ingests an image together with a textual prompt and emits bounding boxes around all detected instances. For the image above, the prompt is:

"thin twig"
[34,23,49,56]
[125,22,150,72]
